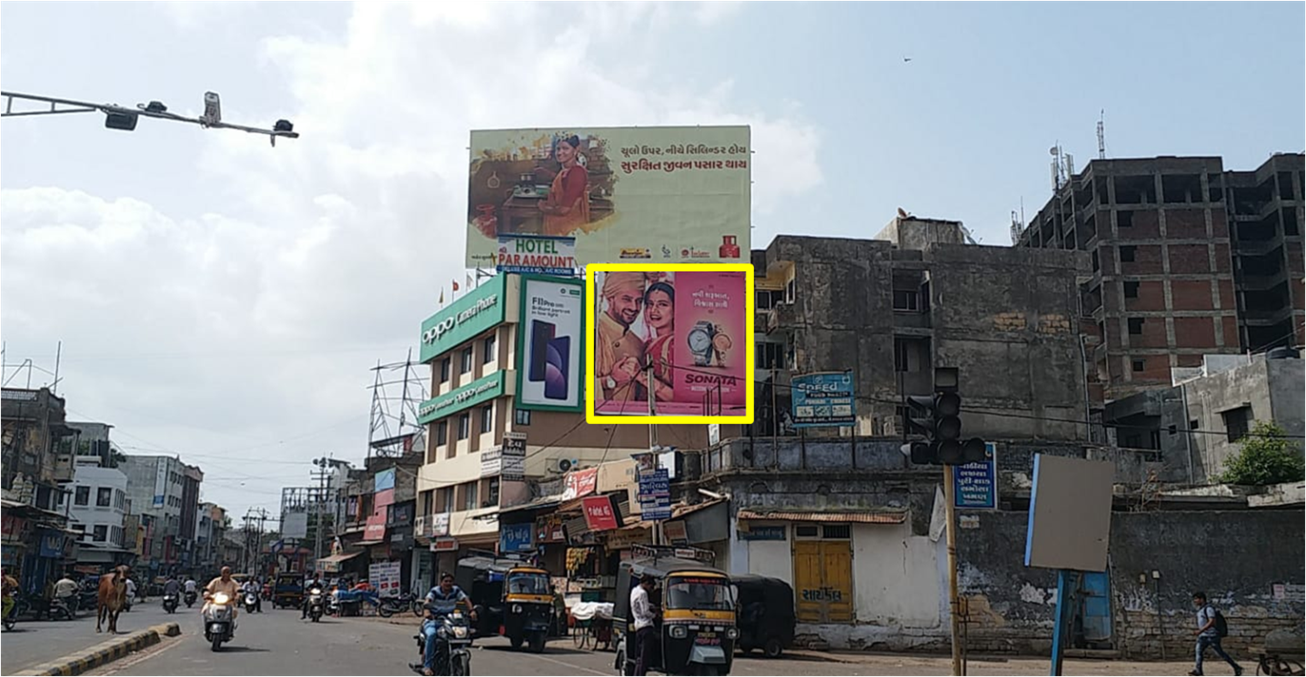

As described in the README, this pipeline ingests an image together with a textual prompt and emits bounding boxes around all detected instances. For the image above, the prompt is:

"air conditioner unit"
[552,458,581,474]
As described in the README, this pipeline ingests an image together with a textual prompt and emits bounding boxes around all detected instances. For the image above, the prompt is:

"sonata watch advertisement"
[588,264,752,422]
[516,275,584,411]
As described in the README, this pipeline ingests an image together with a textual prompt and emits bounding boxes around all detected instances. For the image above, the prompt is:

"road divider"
[13,622,181,676]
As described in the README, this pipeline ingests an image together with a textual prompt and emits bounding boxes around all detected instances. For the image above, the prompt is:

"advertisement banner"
[497,235,577,275]
[431,513,451,538]
[792,372,856,428]
[501,432,526,481]
[582,496,621,532]
[467,126,750,268]
[364,514,387,541]
[500,523,534,553]
[480,449,502,478]
[662,520,688,545]
[637,469,672,521]
[417,371,508,425]
[516,276,584,411]
[588,264,753,423]
[562,468,598,500]
[431,537,458,552]
[536,514,566,544]
[419,275,507,363]
[153,461,168,508]
[952,443,998,510]
[282,510,309,540]
[374,468,397,493]
[368,561,403,597]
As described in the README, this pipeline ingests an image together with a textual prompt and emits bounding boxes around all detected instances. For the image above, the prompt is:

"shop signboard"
[467,126,750,268]
[791,372,855,428]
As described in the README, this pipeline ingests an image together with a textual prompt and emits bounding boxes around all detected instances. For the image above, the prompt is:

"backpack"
[1211,607,1229,638]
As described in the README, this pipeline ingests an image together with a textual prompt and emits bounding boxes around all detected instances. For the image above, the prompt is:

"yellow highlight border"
[585,263,755,425]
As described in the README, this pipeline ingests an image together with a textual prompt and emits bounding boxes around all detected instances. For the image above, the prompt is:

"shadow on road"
[215,646,271,654]
[479,644,611,657]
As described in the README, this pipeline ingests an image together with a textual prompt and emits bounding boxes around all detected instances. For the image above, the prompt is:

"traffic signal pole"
[943,464,963,677]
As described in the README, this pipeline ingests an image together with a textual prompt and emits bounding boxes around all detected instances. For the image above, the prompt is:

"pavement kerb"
[11,622,181,676]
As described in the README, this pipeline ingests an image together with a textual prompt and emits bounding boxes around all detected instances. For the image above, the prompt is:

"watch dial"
[688,330,711,352]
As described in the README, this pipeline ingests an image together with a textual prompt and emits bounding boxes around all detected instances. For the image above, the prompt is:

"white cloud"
[1,2,822,517]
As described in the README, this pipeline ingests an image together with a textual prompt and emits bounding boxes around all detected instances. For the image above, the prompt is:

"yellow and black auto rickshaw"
[614,546,737,676]
[272,573,304,610]
[456,553,555,653]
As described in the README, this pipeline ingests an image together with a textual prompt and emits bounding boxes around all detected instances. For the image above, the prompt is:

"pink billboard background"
[593,270,747,417]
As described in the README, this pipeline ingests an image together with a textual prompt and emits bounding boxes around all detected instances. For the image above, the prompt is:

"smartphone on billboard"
[529,321,556,382]
[544,336,570,400]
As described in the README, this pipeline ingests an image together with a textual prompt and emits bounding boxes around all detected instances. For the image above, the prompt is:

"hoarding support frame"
[944,465,964,676]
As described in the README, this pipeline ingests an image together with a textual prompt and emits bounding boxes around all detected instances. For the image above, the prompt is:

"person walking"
[1190,591,1243,676]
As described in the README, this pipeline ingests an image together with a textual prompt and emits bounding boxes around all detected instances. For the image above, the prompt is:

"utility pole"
[944,466,963,677]
[311,458,332,571]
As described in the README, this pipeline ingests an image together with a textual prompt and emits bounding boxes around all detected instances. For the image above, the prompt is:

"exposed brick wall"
[1176,353,1204,368]
[1129,316,1169,349]
[1210,209,1229,237]
[1127,209,1163,238]
[1222,317,1240,348]
[1132,355,1173,382]
[1219,280,1236,310]
[1170,244,1214,274]
[1124,280,1167,312]
[1172,280,1217,311]
[1174,317,1218,348]
[1166,208,1208,239]
[1213,243,1233,273]
[1121,245,1164,274]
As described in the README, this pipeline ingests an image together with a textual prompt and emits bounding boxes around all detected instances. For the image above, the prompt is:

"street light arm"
[1,89,299,146]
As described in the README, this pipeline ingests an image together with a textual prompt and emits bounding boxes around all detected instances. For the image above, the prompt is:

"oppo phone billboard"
[516,276,584,411]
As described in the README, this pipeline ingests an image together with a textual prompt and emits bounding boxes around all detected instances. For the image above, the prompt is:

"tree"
[1219,421,1305,486]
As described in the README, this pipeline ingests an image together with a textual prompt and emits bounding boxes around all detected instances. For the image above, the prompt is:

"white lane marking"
[527,652,610,676]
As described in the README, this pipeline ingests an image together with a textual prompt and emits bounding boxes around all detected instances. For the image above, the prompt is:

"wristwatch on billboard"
[605,375,617,391]
[688,321,724,367]
[712,332,733,368]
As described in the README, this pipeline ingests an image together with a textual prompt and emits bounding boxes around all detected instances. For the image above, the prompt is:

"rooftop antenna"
[1097,110,1106,159]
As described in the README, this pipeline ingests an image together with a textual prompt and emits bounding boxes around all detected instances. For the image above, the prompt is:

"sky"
[2,2,1303,521]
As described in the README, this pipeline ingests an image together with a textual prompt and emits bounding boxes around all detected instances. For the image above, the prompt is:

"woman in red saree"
[537,135,590,236]
[637,281,676,403]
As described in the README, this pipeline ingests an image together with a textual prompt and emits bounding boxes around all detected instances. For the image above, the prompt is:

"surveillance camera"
[202,92,221,126]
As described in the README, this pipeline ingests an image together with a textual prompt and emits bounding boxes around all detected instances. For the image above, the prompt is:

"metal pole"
[943,465,963,676]
[647,361,661,547]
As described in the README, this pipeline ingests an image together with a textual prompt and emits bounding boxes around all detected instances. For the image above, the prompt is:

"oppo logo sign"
[422,293,500,346]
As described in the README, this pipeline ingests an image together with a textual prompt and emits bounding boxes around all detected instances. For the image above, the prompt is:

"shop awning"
[316,551,364,565]
[736,509,908,524]
[355,540,386,547]
[498,495,566,517]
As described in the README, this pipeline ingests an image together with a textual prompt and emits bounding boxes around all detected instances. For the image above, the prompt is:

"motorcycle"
[409,608,473,676]
[244,591,259,613]
[184,590,198,608]
[162,594,178,614]
[378,591,420,618]
[307,587,325,623]
[203,592,237,652]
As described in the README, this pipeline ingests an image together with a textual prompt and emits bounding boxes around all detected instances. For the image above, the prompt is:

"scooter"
[307,587,325,623]
[203,592,237,652]
[184,590,198,608]
[162,593,178,614]
[244,591,259,613]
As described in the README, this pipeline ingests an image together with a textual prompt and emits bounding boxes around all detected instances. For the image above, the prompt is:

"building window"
[97,487,112,507]
[436,421,448,447]
[460,348,473,374]
[479,405,494,435]
[486,478,500,507]
[1223,406,1252,442]
[892,289,919,312]
[75,486,90,506]
[1132,358,1145,373]
[1119,245,1136,263]
[457,413,470,440]
[436,487,451,513]
[758,342,787,370]
[483,335,497,365]
[461,482,479,512]
[785,279,796,304]
[756,290,783,310]
[1124,281,1140,299]
[514,409,531,426]
[93,525,108,542]
[1117,210,1134,228]
[111,526,122,546]
[115,490,126,510]
[1128,318,1144,335]
[440,359,451,383]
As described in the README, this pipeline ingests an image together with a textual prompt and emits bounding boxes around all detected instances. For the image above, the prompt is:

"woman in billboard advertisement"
[637,280,676,404]
[536,135,590,236]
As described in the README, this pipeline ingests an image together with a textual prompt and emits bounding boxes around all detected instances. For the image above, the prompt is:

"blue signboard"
[500,523,534,553]
[952,442,997,510]
[791,372,855,428]
[738,526,786,541]
[637,469,672,521]
[374,468,396,493]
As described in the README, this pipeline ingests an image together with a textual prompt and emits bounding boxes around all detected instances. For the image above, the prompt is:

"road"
[1,598,185,673]
[78,608,1204,676]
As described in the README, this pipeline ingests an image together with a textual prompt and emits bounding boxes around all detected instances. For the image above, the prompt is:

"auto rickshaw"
[272,573,304,609]
[613,545,737,676]
[731,575,794,658]
[455,552,555,653]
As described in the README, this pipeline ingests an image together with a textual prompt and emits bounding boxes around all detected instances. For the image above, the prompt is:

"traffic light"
[901,367,987,466]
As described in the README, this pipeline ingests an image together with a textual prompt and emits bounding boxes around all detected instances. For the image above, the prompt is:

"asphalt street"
[1,598,183,673]
[81,607,868,676]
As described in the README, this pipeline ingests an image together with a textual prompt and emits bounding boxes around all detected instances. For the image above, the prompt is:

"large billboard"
[516,275,584,411]
[791,372,856,428]
[467,127,751,267]
[586,263,754,424]
[419,274,507,364]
